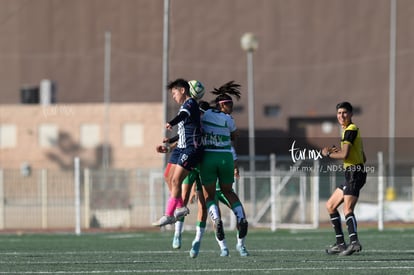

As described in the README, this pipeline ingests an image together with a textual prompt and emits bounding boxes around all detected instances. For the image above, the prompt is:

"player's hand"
[234,166,240,179]
[330,145,339,153]
[322,145,338,157]
[156,144,169,153]
[165,123,173,131]
[322,147,330,157]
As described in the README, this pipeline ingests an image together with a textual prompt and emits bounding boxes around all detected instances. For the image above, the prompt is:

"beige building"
[0,104,163,170]
[0,0,413,172]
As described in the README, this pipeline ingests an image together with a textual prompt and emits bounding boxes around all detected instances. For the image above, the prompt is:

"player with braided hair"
[211,81,249,257]
[190,81,249,257]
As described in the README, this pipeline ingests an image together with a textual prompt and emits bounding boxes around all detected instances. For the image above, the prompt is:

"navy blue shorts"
[168,146,203,171]
[339,164,367,197]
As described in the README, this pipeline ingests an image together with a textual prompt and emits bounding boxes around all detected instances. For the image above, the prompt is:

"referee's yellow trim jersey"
[341,123,364,168]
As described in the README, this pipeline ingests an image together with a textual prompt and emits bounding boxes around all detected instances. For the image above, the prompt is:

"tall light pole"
[387,0,397,200]
[103,31,111,170]
[162,0,170,168]
[241,33,258,214]
[162,0,170,213]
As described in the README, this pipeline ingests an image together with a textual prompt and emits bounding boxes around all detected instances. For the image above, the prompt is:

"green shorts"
[200,151,234,186]
[182,166,202,191]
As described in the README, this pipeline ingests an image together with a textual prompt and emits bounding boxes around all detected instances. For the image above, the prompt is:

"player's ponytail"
[211,81,241,107]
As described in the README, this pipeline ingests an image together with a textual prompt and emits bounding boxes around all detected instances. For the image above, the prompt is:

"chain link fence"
[0,153,413,231]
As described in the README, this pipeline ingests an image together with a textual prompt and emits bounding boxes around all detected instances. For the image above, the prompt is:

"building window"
[353,106,362,115]
[232,105,244,113]
[80,124,100,148]
[264,105,281,117]
[123,123,143,147]
[39,123,58,148]
[0,124,17,148]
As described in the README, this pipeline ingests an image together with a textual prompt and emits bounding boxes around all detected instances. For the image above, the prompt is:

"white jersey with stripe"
[201,109,236,152]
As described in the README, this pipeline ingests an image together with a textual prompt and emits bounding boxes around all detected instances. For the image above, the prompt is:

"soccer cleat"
[339,241,362,256]
[236,244,249,257]
[152,215,176,227]
[214,219,225,241]
[172,235,181,249]
[189,240,201,258]
[325,243,347,254]
[220,248,229,257]
[174,207,190,220]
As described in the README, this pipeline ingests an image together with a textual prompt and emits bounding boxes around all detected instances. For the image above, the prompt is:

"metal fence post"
[41,169,48,229]
[74,157,81,235]
[378,151,384,231]
[84,168,90,229]
[312,160,319,229]
[0,169,4,229]
[270,153,277,231]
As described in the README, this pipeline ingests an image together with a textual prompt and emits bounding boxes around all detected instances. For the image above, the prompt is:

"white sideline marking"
[0,266,414,274]
[1,248,414,255]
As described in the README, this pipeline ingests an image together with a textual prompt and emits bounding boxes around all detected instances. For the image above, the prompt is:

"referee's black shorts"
[339,164,367,197]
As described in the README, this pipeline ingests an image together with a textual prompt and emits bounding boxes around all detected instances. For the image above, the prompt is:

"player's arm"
[229,115,239,148]
[230,130,240,178]
[230,119,239,178]
[326,143,351,160]
[323,128,356,159]
[167,135,179,144]
[166,110,189,130]
[231,145,240,179]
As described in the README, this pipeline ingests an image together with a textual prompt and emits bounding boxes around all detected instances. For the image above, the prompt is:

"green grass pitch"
[0,228,413,274]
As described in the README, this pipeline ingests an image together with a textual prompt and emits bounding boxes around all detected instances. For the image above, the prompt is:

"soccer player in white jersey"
[192,81,249,257]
